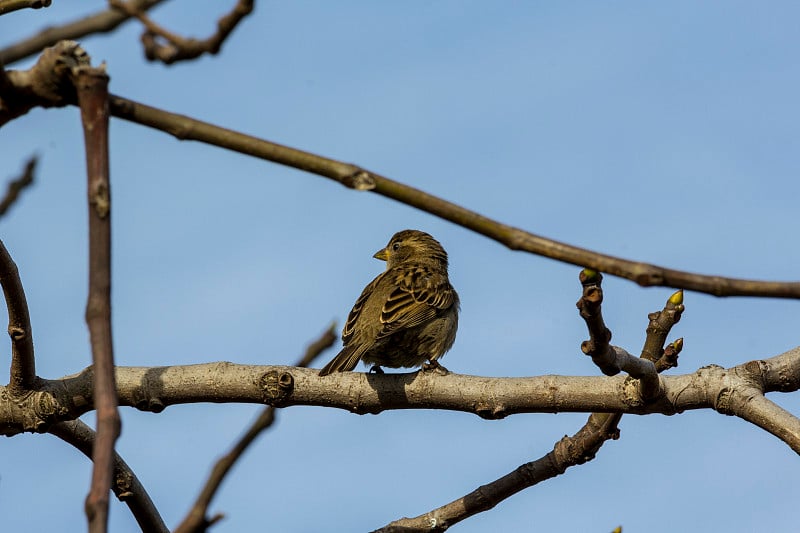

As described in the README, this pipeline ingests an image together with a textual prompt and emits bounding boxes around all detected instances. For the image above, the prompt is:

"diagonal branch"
[0,155,36,217]
[381,271,687,530]
[0,0,167,65]
[49,420,168,533]
[729,392,800,454]
[109,0,254,64]
[0,238,35,395]
[105,94,800,299]
[73,64,119,533]
[2,43,798,299]
[715,356,800,454]
[174,323,336,533]
[376,412,621,532]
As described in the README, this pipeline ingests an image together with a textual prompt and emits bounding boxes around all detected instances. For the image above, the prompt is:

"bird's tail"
[318,345,364,376]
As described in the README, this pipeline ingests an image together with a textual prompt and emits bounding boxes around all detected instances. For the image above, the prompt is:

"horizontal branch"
[0,347,789,447]
[105,94,800,299]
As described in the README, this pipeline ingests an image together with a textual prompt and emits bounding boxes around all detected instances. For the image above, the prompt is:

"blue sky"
[1,2,799,531]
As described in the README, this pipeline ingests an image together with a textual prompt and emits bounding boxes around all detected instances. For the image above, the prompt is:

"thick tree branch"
[0,348,793,440]
[0,238,35,395]
[726,391,800,453]
[109,0,254,64]
[174,323,336,533]
[0,0,166,65]
[0,155,36,217]
[49,420,168,533]
[105,94,800,299]
[73,64,119,533]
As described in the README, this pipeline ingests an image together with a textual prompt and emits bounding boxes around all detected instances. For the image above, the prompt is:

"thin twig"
[73,64,119,533]
[174,323,337,533]
[110,0,254,64]
[576,269,616,375]
[0,0,166,65]
[0,155,36,217]
[105,94,800,299]
[49,420,168,533]
[0,238,35,395]
[0,0,50,16]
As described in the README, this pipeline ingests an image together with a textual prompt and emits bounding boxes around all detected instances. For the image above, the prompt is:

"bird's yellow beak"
[373,248,389,261]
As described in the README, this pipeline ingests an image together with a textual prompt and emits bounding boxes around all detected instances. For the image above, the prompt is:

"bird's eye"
[392,242,400,251]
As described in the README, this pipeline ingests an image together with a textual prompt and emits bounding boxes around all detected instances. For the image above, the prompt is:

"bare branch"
[0,0,50,16]
[110,0,254,64]
[174,323,336,533]
[0,238,35,395]
[49,420,168,533]
[377,412,620,532]
[105,94,800,299]
[2,41,797,299]
[0,155,36,217]
[576,269,675,398]
[714,356,800,453]
[0,40,89,125]
[576,269,616,375]
[641,290,684,364]
[0,0,166,65]
[0,347,789,431]
[399,269,688,530]
[72,63,119,533]
[728,391,800,454]
[763,346,800,394]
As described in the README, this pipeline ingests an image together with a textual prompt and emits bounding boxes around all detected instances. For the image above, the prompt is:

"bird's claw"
[422,360,448,375]
[369,365,385,374]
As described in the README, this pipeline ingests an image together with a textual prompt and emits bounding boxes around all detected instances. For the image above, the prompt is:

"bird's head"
[374,229,449,269]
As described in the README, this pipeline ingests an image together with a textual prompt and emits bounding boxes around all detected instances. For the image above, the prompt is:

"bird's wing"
[376,264,455,339]
[341,274,384,345]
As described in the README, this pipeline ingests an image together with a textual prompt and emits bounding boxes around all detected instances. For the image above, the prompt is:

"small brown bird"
[319,229,459,376]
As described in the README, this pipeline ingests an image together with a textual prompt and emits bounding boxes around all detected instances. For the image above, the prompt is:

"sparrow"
[319,229,459,375]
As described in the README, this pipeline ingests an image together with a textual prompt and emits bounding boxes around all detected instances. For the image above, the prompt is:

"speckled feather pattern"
[319,230,459,375]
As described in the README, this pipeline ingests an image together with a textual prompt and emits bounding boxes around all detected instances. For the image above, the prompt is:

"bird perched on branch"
[319,229,459,376]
